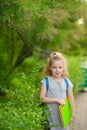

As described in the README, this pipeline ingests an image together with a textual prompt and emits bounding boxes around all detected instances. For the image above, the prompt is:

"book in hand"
[59,97,72,128]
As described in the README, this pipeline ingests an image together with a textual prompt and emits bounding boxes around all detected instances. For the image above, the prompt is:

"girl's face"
[49,59,64,78]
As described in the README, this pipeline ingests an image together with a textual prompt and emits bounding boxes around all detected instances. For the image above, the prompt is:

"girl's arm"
[40,84,66,105]
[68,88,75,122]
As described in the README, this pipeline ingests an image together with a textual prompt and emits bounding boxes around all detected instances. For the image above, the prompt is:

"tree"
[0,0,84,77]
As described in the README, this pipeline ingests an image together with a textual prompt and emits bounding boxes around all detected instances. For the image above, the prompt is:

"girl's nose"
[56,68,59,72]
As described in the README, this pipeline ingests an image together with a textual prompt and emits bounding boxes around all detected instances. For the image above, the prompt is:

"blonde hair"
[42,52,68,77]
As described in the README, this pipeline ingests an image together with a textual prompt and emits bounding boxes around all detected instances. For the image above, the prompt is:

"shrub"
[0,59,46,130]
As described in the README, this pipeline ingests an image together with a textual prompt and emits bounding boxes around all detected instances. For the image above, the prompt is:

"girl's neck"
[52,76,63,82]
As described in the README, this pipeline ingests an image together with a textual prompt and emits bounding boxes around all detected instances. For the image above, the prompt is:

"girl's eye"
[53,66,56,68]
[59,66,62,69]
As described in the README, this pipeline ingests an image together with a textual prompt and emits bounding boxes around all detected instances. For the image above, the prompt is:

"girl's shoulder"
[41,76,52,82]
[64,77,73,88]
[41,76,53,86]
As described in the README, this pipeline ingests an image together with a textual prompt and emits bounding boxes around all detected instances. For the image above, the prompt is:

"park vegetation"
[0,0,87,129]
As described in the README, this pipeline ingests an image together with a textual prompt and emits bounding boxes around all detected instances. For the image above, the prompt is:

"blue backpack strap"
[64,78,68,96]
[45,77,49,91]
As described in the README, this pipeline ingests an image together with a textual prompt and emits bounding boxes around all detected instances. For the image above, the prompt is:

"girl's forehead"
[51,59,64,65]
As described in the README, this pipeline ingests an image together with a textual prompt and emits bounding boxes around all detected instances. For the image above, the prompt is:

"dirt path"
[70,91,87,130]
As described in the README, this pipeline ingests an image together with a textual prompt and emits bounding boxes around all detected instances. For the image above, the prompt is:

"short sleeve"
[41,78,46,87]
[66,78,73,89]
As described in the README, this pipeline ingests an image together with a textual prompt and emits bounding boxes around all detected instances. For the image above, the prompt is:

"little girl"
[40,52,75,130]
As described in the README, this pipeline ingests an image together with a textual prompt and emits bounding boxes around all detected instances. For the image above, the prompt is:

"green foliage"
[0,0,86,69]
[67,55,84,94]
[0,26,24,93]
[0,0,83,43]
[0,72,43,129]
[0,56,48,130]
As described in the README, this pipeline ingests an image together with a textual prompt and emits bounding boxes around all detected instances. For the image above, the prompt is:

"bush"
[0,57,46,130]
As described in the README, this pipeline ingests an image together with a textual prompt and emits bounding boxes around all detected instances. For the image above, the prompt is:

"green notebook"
[59,97,72,128]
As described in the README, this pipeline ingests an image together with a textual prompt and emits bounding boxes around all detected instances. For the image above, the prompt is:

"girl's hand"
[56,98,66,105]
[70,114,75,124]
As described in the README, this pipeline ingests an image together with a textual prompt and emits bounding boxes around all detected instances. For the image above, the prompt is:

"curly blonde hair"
[42,52,68,77]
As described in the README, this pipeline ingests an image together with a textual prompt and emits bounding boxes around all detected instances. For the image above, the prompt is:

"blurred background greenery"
[0,0,87,129]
